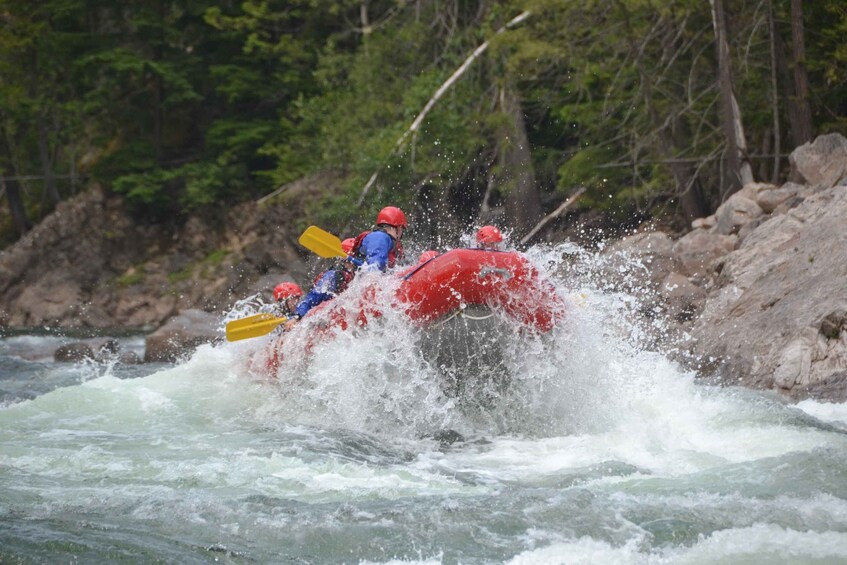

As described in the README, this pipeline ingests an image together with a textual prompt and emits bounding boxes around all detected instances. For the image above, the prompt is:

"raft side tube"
[396,249,564,332]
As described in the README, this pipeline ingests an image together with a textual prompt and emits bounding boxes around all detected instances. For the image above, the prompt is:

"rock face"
[685,136,847,397]
[0,176,336,329]
[600,133,847,400]
[690,186,847,393]
[0,174,344,362]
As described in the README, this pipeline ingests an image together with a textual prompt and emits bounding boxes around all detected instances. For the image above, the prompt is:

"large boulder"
[755,182,803,214]
[713,193,764,235]
[689,185,847,396]
[672,230,737,279]
[54,342,96,362]
[789,133,847,187]
[144,309,221,362]
[602,231,680,290]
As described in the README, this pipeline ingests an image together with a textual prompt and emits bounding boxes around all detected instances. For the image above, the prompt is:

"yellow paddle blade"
[299,225,346,259]
[225,313,287,342]
[226,312,277,331]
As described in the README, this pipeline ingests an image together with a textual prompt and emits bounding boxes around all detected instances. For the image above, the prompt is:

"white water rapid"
[2,242,846,563]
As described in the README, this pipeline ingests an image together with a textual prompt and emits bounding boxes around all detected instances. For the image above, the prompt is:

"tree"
[710,0,754,197]
[0,132,32,237]
[496,81,542,236]
[789,0,813,145]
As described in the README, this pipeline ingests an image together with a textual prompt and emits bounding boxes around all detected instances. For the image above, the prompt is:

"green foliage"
[3,0,847,244]
[167,267,193,284]
[165,248,230,283]
[203,249,229,266]
[115,268,145,288]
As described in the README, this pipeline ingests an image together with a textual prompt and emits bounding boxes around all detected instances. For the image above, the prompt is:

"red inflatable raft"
[253,248,565,375]
[396,248,563,331]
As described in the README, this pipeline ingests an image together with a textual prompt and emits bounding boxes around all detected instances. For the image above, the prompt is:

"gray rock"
[690,185,847,393]
[54,342,95,362]
[773,334,815,390]
[737,216,768,243]
[691,215,716,230]
[791,371,847,402]
[144,309,221,362]
[789,133,847,187]
[738,182,778,200]
[660,272,706,322]
[713,194,764,235]
[671,230,737,277]
[756,187,799,214]
[118,351,142,365]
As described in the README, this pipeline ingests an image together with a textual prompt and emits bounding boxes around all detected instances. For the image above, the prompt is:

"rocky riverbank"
[0,174,342,360]
[604,133,847,400]
[1,136,845,399]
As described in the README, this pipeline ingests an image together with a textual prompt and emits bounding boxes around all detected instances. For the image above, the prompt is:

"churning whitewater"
[2,241,847,563]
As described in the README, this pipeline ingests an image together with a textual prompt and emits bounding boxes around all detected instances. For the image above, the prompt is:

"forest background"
[1,0,845,248]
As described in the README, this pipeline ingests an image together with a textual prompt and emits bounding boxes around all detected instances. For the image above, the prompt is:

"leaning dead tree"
[355,10,532,207]
[709,0,754,196]
[519,187,586,246]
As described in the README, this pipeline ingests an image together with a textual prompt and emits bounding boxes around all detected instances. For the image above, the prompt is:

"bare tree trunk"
[772,21,803,150]
[36,112,60,209]
[153,0,166,165]
[1,120,32,235]
[30,47,60,210]
[360,1,370,33]
[710,0,754,197]
[29,53,61,207]
[1,175,31,237]
[768,0,781,183]
[789,0,813,145]
[496,83,542,238]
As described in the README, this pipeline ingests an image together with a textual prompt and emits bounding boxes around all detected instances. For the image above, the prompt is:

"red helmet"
[341,238,356,255]
[418,250,439,263]
[476,225,503,244]
[273,282,303,302]
[376,206,408,228]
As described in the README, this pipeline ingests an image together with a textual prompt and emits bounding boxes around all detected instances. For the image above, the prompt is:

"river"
[2,246,847,564]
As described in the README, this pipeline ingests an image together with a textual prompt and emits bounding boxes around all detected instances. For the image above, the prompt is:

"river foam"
[2,241,846,562]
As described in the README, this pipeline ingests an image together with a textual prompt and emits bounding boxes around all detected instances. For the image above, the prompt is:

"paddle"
[299,225,347,258]
[225,226,348,342]
[225,313,288,342]
[299,225,364,265]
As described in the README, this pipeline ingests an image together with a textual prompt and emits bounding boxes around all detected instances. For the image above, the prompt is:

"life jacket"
[351,228,404,268]
[311,263,355,295]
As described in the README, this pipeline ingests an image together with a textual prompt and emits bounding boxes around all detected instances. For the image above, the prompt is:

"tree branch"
[355,10,532,206]
[519,187,586,246]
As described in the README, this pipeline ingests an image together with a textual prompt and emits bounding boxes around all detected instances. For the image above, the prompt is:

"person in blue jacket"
[351,206,407,271]
[284,239,357,328]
